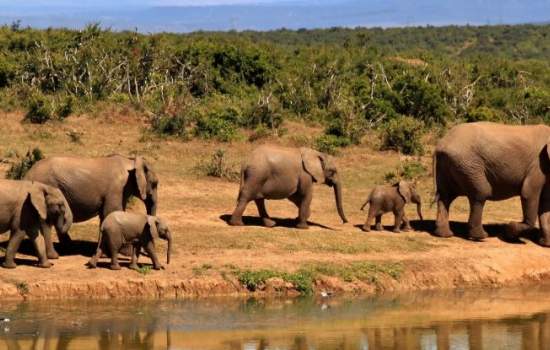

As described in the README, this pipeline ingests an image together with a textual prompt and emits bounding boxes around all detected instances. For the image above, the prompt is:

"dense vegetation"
[1,23,549,154]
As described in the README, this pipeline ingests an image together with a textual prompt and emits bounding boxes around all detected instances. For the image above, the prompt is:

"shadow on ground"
[220,214,335,230]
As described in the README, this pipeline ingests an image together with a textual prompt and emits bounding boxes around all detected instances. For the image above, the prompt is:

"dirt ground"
[1,111,550,300]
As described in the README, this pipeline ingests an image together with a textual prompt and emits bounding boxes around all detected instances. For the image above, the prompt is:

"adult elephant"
[433,122,550,245]
[229,145,348,229]
[25,155,158,258]
[0,180,73,268]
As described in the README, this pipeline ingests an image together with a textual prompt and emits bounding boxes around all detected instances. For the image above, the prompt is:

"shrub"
[55,96,74,120]
[464,106,501,122]
[6,148,44,180]
[24,92,52,124]
[195,116,238,142]
[400,160,427,180]
[314,134,351,155]
[196,149,240,182]
[380,116,425,155]
[151,114,189,138]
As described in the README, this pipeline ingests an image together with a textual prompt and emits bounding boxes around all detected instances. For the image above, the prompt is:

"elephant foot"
[153,264,165,270]
[110,263,122,270]
[38,261,53,269]
[468,226,488,241]
[86,260,97,269]
[505,222,531,239]
[361,225,371,232]
[374,224,383,231]
[434,226,454,238]
[2,261,16,269]
[262,218,276,228]
[228,217,244,226]
[393,227,401,233]
[402,226,412,232]
[296,222,309,230]
[129,263,139,271]
[539,237,550,247]
[47,250,60,260]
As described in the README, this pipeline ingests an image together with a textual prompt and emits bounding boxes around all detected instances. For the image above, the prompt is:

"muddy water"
[1,286,550,349]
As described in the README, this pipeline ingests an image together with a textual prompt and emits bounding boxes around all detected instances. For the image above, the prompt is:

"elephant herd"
[1,121,549,270]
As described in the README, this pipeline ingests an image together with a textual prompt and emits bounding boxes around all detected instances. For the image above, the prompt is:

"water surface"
[1,286,550,349]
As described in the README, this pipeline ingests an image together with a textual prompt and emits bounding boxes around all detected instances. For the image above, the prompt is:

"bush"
[196,149,240,182]
[381,116,425,155]
[6,148,44,180]
[151,114,189,138]
[314,134,351,155]
[55,96,74,120]
[24,92,52,124]
[195,116,238,142]
[464,106,501,122]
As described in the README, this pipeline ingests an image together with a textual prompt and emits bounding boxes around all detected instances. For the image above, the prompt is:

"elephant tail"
[236,165,246,203]
[432,151,438,208]
[360,193,371,211]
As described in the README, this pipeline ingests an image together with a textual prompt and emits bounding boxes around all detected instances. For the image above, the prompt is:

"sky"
[1,0,549,32]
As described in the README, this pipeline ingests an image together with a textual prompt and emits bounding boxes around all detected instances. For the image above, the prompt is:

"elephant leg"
[41,222,59,260]
[393,209,404,233]
[229,197,250,226]
[296,192,312,230]
[435,195,455,238]
[28,229,53,268]
[129,244,139,270]
[362,205,376,232]
[254,199,276,227]
[467,198,488,240]
[402,214,412,232]
[508,195,540,238]
[87,246,102,268]
[109,245,121,270]
[144,241,164,270]
[3,229,26,268]
[375,215,383,231]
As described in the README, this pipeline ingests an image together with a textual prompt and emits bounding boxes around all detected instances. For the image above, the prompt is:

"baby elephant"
[87,211,172,270]
[360,181,423,233]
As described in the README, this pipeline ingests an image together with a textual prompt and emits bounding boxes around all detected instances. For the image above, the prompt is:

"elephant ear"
[146,216,160,242]
[301,148,325,183]
[134,157,147,200]
[29,187,48,221]
[398,181,412,203]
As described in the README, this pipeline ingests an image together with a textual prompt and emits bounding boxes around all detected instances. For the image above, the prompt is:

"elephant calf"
[87,212,172,270]
[360,181,423,233]
[0,179,73,268]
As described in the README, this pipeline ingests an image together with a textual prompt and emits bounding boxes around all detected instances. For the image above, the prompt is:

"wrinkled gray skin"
[0,180,73,268]
[229,145,348,229]
[360,181,423,233]
[87,211,171,270]
[25,155,158,258]
[434,122,550,245]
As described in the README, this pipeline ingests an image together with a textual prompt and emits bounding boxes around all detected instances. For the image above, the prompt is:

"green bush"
[24,92,52,124]
[151,114,189,138]
[464,106,501,122]
[381,116,425,155]
[6,148,44,180]
[194,116,238,142]
[196,149,240,182]
[400,160,427,180]
[314,134,351,155]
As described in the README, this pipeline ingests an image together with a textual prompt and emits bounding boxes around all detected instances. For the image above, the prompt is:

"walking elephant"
[0,179,73,268]
[229,145,348,229]
[433,122,550,245]
[87,211,171,270]
[360,181,423,233]
[24,155,158,258]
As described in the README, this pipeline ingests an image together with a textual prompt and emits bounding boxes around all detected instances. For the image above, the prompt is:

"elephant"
[433,122,550,245]
[229,145,348,229]
[360,180,423,232]
[24,155,158,258]
[0,179,73,268]
[87,211,171,270]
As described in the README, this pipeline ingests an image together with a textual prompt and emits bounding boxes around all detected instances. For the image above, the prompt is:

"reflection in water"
[2,287,550,349]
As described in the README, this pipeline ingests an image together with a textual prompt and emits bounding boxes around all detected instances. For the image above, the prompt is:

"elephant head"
[397,180,423,221]
[146,216,172,264]
[31,183,73,234]
[301,148,348,223]
[133,157,159,216]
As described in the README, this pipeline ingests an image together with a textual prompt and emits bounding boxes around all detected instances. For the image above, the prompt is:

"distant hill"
[1,0,549,32]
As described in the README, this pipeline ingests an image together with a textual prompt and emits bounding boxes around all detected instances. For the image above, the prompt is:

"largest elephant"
[25,155,158,258]
[229,145,348,229]
[433,122,550,245]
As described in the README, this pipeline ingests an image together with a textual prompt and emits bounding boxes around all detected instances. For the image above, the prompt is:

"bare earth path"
[0,111,549,300]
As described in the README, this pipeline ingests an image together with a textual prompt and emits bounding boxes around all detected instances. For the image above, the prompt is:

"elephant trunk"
[166,231,172,264]
[333,181,348,223]
[61,204,73,234]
